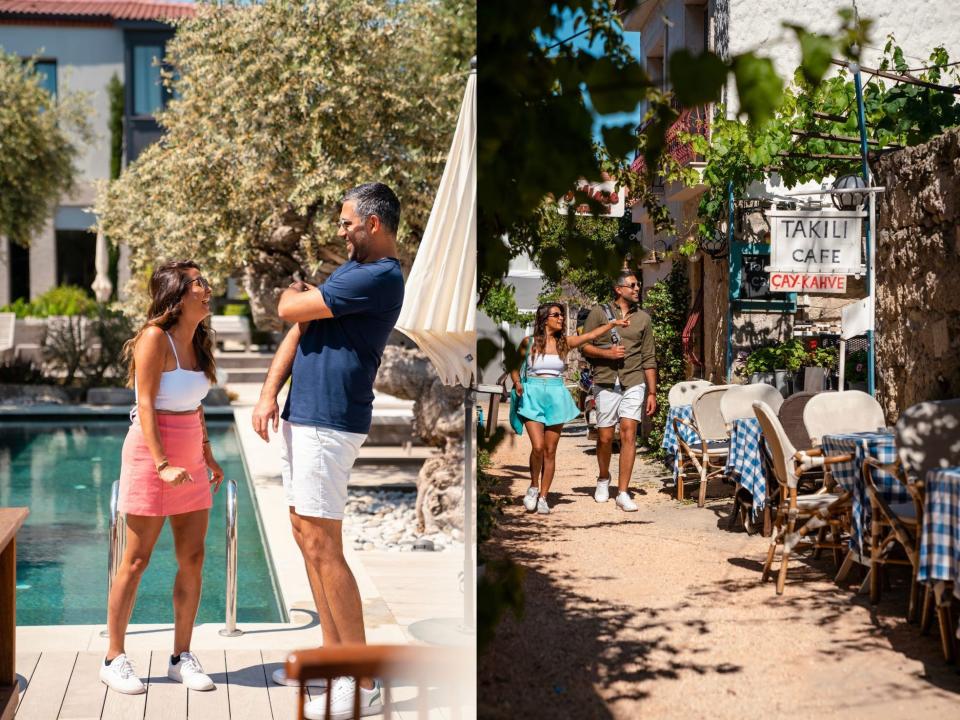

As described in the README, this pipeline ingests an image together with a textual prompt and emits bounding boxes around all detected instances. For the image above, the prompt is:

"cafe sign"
[766,209,865,294]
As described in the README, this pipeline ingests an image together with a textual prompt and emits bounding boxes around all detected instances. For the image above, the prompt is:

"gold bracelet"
[202,439,210,445]
[156,459,169,472]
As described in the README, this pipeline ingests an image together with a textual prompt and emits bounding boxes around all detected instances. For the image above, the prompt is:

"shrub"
[41,303,133,388]
[1,285,95,318]
[643,264,688,460]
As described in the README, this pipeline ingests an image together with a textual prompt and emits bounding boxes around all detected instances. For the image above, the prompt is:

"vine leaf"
[585,57,650,115]
[602,123,638,160]
[732,52,783,125]
[669,49,727,106]
[786,25,834,86]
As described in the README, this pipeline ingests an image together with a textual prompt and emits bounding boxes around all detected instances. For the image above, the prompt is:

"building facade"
[0,0,194,304]
[624,0,960,382]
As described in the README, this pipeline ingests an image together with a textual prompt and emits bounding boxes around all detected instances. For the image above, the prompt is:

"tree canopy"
[0,50,91,247]
[97,0,474,324]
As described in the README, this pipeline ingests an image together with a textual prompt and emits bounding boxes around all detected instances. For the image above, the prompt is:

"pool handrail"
[220,478,243,637]
[104,478,243,638]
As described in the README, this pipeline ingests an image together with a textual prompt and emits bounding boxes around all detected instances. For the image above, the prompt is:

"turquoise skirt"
[510,376,580,434]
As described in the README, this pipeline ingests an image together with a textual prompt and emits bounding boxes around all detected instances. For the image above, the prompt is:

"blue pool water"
[0,420,284,625]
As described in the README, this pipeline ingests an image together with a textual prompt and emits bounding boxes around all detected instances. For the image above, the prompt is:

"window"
[33,60,57,99]
[55,231,97,291]
[132,45,164,115]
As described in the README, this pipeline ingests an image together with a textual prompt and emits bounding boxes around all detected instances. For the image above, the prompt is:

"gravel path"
[479,421,960,719]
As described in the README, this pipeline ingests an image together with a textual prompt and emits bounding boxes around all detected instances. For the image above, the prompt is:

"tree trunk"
[374,345,465,535]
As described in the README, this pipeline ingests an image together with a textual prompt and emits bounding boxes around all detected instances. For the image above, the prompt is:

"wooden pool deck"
[15,648,466,719]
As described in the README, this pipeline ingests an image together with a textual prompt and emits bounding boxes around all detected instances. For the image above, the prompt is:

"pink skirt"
[118,412,212,517]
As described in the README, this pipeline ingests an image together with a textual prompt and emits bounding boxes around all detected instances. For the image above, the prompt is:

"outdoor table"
[918,466,960,611]
[820,430,904,554]
[1,507,29,720]
[724,417,769,518]
[662,404,698,481]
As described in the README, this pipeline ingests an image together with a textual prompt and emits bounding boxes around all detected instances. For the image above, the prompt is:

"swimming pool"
[0,419,284,626]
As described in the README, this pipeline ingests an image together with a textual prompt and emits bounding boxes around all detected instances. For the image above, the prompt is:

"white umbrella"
[396,73,476,385]
[91,226,113,303]
[396,61,476,645]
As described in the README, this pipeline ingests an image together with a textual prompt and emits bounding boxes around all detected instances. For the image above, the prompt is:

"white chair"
[211,314,252,351]
[667,379,712,408]
[674,385,734,507]
[720,383,783,427]
[753,401,847,595]
[802,390,886,447]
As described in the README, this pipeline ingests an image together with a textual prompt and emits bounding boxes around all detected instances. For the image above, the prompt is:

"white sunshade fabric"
[396,71,476,388]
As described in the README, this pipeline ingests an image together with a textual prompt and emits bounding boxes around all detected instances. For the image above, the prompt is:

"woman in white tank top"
[100,261,222,696]
[509,303,630,514]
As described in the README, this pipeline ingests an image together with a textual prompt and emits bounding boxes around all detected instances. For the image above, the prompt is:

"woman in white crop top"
[101,261,222,695]
[509,302,629,514]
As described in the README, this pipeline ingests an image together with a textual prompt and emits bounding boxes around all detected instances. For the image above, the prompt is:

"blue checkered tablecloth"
[821,430,904,553]
[662,404,699,480]
[918,467,960,594]
[724,417,768,517]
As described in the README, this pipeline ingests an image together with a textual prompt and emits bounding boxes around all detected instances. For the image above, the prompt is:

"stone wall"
[873,128,960,421]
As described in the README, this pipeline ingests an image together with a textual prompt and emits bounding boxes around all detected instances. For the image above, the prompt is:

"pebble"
[343,489,462,553]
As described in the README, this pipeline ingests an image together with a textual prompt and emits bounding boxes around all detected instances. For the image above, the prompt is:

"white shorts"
[595,383,647,428]
[280,420,367,519]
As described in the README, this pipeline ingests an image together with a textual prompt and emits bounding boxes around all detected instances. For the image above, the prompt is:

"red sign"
[769,272,847,294]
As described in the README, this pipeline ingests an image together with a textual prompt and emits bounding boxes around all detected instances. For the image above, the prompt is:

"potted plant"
[775,338,808,396]
[744,346,778,386]
[803,345,838,390]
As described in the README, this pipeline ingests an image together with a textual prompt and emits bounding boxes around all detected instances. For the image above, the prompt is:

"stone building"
[623,0,960,382]
[0,0,194,305]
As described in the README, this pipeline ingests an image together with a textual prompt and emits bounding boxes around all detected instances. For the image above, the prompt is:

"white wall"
[0,25,125,184]
[725,0,960,116]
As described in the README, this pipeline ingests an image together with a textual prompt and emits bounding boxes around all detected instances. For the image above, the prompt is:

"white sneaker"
[271,666,328,688]
[616,491,638,512]
[536,496,550,514]
[167,651,215,691]
[99,654,145,695]
[522,486,538,512]
[594,477,611,503]
[304,677,383,720]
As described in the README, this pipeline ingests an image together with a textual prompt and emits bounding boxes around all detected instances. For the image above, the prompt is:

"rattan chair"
[802,390,886,447]
[674,385,733,507]
[753,401,849,594]
[720,383,784,427]
[667,379,713,408]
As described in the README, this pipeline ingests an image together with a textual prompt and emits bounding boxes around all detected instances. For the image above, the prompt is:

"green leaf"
[669,49,727,106]
[586,56,651,115]
[601,123,638,159]
[786,25,834,87]
[731,52,783,125]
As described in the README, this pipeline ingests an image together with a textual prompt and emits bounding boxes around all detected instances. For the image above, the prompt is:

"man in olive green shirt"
[581,270,657,512]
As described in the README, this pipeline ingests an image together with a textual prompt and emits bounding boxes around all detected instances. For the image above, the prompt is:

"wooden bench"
[1,507,29,720]
[211,315,252,351]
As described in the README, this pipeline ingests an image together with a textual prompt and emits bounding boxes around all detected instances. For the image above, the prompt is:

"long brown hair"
[531,303,569,361]
[124,260,217,386]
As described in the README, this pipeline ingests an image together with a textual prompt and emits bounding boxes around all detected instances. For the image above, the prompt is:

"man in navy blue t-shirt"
[252,183,403,714]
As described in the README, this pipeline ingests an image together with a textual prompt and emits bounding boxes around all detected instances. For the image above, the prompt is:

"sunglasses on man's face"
[618,282,640,289]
